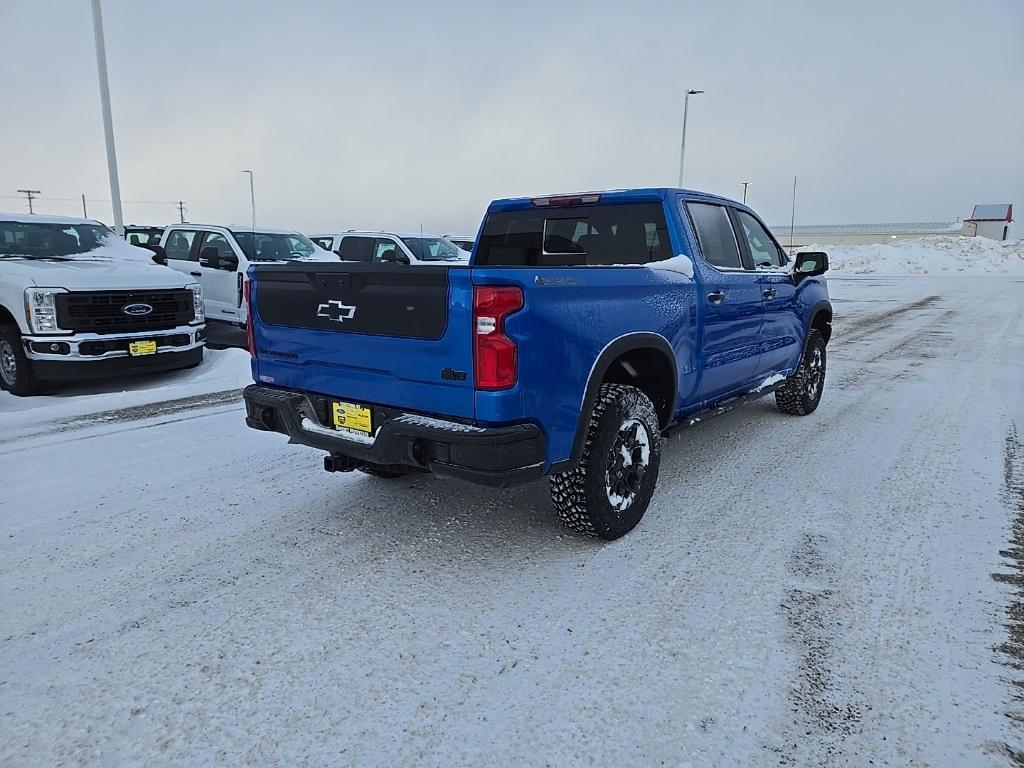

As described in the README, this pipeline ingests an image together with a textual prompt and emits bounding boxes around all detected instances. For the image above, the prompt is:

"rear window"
[475,203,669,266]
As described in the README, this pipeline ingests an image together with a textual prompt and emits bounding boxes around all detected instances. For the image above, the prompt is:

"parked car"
[159,224,333,328]
[124,225,165,247]
[0,213,205,396]
[444,234,475,252]
[243,189,831,539]
[310,231,469,264]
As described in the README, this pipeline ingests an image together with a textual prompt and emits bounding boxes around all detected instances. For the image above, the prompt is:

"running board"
[664,382,786,436]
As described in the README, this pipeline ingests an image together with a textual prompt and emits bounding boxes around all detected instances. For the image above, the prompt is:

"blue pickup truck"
[243,188,831,539]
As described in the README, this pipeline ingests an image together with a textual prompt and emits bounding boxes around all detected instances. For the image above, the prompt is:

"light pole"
[677,89,704,187]
[89,0,124,235]
[241,170,255,231]
[740,181,752,204]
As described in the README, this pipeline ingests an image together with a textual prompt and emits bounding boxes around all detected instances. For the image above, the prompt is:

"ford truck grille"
[56,290,195,334]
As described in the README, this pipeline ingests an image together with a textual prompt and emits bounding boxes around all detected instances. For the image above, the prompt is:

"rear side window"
[686,203,742,269]
[338,236,373,262]
[475,203,669,266]
[311,237,334,250]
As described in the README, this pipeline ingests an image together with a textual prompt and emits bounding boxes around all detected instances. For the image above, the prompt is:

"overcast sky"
[2,0,1021,236]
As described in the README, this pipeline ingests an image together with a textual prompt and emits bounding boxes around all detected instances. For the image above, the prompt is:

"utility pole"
[17,190,41,214]
[90,0,124,236]
[240,170,255,231]
[740,182,752,204]
[81,194,88,218]
[789,175,798,251]
[177,200,187,223]
[677,89,705,187]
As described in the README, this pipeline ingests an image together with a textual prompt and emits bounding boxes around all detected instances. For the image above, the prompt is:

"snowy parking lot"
[2,272,1024,766]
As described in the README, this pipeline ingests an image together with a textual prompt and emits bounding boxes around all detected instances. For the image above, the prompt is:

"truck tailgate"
[250,262,475,419]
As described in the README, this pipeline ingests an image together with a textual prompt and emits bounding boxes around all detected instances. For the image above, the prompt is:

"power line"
[16,189,41,214]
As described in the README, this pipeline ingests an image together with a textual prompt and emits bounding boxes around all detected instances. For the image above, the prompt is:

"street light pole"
[89,0,124,235]
[740,181,752,204]
[241,170,255,232]
[677,89,704,187]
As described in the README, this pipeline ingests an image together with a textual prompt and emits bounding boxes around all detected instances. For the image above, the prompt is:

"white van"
[160,224,334,327]
[310,231,470,265]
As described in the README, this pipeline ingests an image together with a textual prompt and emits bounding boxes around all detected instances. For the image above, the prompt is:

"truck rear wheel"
[775,329,826,416]
[0,325,40,397]
[550,384,662,540]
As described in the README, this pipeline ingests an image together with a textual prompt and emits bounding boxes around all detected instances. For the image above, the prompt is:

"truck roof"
[486,187,743,212]
[0,212,105,226]
[168,222,304,236]
[313,230,449,240]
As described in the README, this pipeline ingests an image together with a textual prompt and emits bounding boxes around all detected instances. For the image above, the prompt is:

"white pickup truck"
[0,213,205,396]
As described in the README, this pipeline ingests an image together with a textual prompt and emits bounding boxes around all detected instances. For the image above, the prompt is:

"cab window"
[736,210,784,269]
[685,203,743,269]
[165,230,198,261]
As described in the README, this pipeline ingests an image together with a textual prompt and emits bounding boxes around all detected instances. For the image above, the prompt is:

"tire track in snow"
[768,533,865,766]
[992,422,1024,766]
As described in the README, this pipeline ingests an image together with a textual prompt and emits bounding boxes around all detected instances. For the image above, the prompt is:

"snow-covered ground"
[813,235,1024,276]
[2,275,1024,766]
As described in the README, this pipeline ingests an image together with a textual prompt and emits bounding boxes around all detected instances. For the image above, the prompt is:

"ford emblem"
[122,303,154,317]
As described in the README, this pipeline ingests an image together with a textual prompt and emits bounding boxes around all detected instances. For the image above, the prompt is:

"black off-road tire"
[550,384,662,540]
[0,325,40,397]
[775,329,826,416]
[358,463,413,479]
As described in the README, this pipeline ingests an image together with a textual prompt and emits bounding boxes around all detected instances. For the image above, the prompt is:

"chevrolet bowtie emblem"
[316,300,356,323]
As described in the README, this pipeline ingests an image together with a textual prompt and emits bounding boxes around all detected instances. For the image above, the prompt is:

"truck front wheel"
[775,329,826,416]
[0,325,39,397]
[550,384,662,540]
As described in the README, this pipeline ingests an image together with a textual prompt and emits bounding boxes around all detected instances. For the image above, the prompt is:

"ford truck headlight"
[189,283,205,324]
[24,288,68,334]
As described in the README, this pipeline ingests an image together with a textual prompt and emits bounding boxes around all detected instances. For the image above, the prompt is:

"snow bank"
[809,236,1024,276]
[0,348,252,436]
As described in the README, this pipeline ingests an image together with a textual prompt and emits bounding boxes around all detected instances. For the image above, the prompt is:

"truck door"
[163,227,201,285]
[196,231,242,323]
[731,209,802,378]
[684,201,764,403]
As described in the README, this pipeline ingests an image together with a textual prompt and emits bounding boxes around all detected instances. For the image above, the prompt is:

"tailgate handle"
[317,274,352,289]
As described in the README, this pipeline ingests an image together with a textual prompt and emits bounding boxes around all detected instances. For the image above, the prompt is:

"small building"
[962,204,1013,241]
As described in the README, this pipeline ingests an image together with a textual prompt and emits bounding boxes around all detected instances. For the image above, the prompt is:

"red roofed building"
[963,204,1013,241]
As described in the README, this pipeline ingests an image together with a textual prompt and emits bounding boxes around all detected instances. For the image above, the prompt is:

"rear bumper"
[243,384,546,487]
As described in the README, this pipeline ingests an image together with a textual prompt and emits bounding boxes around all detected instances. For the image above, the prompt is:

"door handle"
[762,287,777,299]
[190,271,202,277]
[707,291,726,305]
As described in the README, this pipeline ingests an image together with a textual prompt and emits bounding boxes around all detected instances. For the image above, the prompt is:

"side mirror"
[137,243,167,265]
[199,246,220,269]
[147,244,168,266]
[794,251,828,278]
[380,249,409,265]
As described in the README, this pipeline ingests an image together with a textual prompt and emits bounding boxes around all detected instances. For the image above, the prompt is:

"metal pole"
[740,182,752,204]
[677,92,690,188]
[82,194,88,218]
[677,89,704,187]
[789,175,798,251]
[241,170,255,231]
[90,0,124,236]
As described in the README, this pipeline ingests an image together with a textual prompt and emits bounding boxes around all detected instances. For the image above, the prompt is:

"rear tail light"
[244,279,256,358]
[473,285,523,390]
